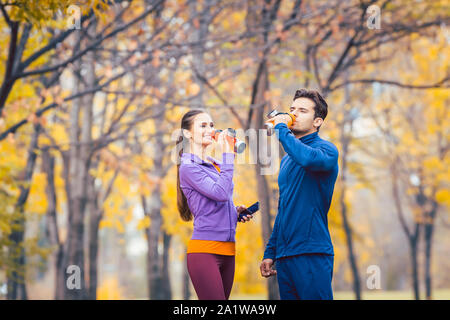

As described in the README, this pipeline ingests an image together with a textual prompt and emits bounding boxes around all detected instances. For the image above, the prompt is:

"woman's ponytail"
[176,109,204,221]
[176,133,192,221]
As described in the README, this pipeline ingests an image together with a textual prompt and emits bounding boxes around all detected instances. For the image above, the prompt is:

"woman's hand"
[217,130,234,154]
[236,205,253,223]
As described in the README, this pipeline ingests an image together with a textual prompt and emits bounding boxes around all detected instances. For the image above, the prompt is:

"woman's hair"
[176,109,206,221]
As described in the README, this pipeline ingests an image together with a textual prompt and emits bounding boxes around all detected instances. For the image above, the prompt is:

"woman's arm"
[180,153,235,202]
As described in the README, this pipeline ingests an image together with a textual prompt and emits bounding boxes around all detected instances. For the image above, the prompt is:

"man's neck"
[293,129,317,139]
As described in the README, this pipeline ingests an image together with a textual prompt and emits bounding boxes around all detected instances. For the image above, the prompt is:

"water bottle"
[213,128,246,154]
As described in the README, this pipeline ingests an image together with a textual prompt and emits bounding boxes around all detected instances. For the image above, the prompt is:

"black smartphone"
[238,201,259,222]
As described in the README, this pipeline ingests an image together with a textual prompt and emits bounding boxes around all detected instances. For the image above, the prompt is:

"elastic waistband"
[192,228,236,242]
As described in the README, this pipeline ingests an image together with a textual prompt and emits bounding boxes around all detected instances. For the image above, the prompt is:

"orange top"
[187,239,236,256]
[211,162,221,173]
[186,159,236,256]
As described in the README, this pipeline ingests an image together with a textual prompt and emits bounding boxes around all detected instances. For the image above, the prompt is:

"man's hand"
[272,113,292,126]
[260,259,277,278]
[236,205,253,223]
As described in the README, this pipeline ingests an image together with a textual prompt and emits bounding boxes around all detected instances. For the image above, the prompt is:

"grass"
[230,289,450,300]
[334,289,450,300]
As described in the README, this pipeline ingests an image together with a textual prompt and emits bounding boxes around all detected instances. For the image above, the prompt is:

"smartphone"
[238,201,259,222]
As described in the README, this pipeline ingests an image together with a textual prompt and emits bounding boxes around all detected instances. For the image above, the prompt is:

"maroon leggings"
[187,253,235,300]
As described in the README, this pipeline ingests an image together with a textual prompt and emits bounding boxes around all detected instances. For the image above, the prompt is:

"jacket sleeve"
[274,123,339,172]
[263,210,280,260]
[179,153,235,202]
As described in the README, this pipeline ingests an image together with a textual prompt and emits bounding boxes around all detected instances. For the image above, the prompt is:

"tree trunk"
[143,164,172,300]
[250,60,279,300]
[339,177,361,299]
[145,182,165,299]
[410,228,421,300]
[424,207,437,300]
[139,2,173,300]
[161,231,172,299]
[143,104,169,299]
[87,184,102,300]
[41,149,65,300]
[145,205,160,300]
[0,21,20,115]
[391,161,421,300]
[62,23,96,299]
[182,251,191,300]
[6,123,41,299]
[245,0,282,299]
[338,115,361,300]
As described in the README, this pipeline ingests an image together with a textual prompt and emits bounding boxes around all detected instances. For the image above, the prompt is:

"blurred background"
[0,0,449,300]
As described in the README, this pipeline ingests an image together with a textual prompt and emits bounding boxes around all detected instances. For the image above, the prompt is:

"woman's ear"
[182,128,192,139]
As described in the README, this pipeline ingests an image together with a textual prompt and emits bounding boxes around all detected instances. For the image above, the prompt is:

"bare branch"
[330,75,450,91]
[15,0,165,79]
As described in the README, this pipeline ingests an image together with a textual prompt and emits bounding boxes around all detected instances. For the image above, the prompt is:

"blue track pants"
[276,253,334,300]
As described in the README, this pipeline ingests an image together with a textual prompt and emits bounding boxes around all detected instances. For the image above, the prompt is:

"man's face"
[289,97,323,134]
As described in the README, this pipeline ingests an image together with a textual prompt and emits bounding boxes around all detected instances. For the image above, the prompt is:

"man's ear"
[313,117,323,130]
[182,128,192,139]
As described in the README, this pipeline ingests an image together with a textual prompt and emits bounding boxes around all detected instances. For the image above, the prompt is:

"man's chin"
[290,128,308,136]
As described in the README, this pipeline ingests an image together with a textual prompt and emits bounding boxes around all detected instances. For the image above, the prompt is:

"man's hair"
[293,89,328,131]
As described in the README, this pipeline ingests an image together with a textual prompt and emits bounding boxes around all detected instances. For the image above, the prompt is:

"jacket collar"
[299,131,319,144]
[181,152,220,165]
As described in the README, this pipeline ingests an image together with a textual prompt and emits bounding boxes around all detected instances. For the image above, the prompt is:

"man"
[260,89,339,300]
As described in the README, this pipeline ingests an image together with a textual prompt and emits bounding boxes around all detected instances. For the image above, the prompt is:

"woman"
[176,109,253,300]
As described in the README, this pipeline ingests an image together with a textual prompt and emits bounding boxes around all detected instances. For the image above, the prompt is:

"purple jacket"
[179,152,238,242]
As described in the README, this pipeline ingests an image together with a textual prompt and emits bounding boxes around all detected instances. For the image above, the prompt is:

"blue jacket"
[263,123,339,261]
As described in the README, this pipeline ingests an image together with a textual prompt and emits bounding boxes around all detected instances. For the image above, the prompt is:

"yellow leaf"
[137,216,150,230]
[115,219,125,233]
[99,219,113,229]
[187,82,200,96]
[436,189,450,207]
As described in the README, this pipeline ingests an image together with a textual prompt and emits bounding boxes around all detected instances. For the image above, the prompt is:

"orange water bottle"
[213,128,246,154]
[264,109,296,136]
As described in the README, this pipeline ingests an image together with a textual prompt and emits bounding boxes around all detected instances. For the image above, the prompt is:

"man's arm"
[261,203,280,278]
[274,123,338,171]
[263,202,281,260]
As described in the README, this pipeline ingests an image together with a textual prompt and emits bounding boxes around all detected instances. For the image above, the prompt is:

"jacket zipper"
[210,161,232,241]
[229,202,232,241]
[279,200,286,256]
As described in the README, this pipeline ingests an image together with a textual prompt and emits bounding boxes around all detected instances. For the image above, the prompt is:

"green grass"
[230,289,450,300]
[334,289,450,300]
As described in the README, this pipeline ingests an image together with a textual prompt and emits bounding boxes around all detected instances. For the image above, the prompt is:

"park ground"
[230,289,450,300]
